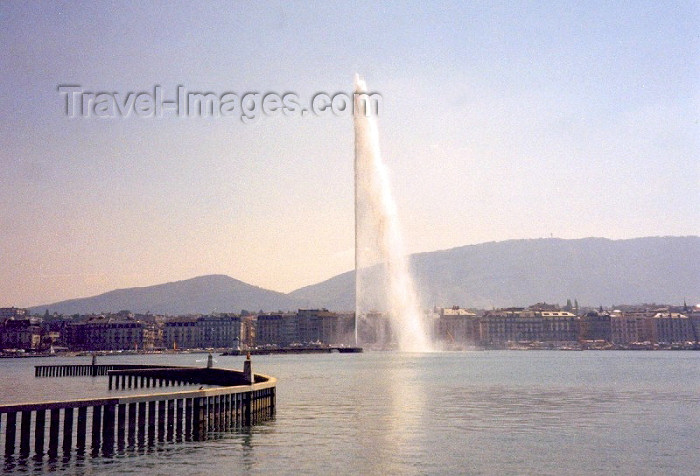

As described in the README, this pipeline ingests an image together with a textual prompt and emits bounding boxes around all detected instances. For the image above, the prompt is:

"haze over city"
[1,1,697,307]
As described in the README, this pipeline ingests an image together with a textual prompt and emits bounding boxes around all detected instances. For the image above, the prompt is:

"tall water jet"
[353,74,432,352]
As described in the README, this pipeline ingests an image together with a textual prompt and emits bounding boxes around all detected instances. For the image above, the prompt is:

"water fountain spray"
[353,74,432,352]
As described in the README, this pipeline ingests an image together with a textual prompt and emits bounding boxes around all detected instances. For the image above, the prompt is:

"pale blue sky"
[1,1,698,306]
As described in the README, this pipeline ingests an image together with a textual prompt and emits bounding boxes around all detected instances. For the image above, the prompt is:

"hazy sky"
[1,1,698,307]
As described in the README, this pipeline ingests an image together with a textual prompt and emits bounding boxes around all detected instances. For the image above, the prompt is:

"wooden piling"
[127,402,136,448]
[244,392,251,426]
[76,407,87,453]
[63,407,73,455]
[166,399,174,441]
[102,404,115,456]
[48,408,60,458]
[35,409,46,456]
[91,406,101,455]
[185,398,193,441]
[205,396,212,432]
[157,400,165,442]
[176,399,184,442]
[147,401,156,445]
[223,394,229,431]
[212,396,219,432]
[137,401,146,446]
[19,411,31,456]
[5,412,16,455]
[117,403,126,451]
[192,398,204,441]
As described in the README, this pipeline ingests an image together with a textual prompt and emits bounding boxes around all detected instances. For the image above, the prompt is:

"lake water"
[1,351,698,475]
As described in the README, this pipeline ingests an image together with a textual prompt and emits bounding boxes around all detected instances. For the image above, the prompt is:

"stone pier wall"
[1,364,276,461]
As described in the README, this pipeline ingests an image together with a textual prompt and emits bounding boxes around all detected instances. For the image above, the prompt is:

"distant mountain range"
[30,236,699,315]
[30,275,299,316]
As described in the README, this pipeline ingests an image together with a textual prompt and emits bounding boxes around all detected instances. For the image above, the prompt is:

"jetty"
[0,358,275,460]
[222,346,363,356]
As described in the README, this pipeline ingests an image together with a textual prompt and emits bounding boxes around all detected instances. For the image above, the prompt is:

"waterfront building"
[296,309,323,344]
[197,315,242,348]
[579,311,612,341]
[241,315,256,349]
[479,309,541,345]
[689,309,700,342]
[65,316,157,351]
[255,312,298,347]
[648,313,694,344]
[255,310,352,347]
[479,308,578,346]
[297,308,352,345]
[435,306,479,347]
[334,312,357,346]
[610,314,641,344]
[162,318,199,349]
[357,311,393,347]
[161,315,241,349]
[540,311,579,342]
[0,316,43,350]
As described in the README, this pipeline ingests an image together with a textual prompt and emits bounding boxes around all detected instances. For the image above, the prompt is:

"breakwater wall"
[222,346,363,356]
[1,363,276,461]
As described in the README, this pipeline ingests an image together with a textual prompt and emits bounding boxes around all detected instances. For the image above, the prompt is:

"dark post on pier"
[2,360,276,461]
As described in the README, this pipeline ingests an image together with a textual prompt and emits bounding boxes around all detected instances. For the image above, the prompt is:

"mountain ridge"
[291,236,699,310]
[29,236,699,314]
[30,274,300,316]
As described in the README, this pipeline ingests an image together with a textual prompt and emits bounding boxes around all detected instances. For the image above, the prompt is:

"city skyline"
[1,2,698,306]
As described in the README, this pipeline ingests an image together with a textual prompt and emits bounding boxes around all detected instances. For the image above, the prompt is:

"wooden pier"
[1,362,276,461]
[34,363,181,378]
[222,346,363,356]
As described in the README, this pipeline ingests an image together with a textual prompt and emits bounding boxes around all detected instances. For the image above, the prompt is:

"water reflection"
[383,354,429,474]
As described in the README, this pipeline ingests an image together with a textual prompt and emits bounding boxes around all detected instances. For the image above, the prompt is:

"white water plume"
[353,74,432,352]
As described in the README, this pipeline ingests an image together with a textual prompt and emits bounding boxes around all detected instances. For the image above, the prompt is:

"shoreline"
[2,343,699,359]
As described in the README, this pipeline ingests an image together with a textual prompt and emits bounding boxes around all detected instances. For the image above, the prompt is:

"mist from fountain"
[353,74,432,352]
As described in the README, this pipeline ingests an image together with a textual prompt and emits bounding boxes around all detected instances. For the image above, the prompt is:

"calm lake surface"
[1,351,698,475]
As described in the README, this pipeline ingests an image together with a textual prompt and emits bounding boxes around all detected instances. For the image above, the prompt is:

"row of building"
[255,309,354,347]
[1,304,699,352]
[0,307,354,352]
[433,305,700,348]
